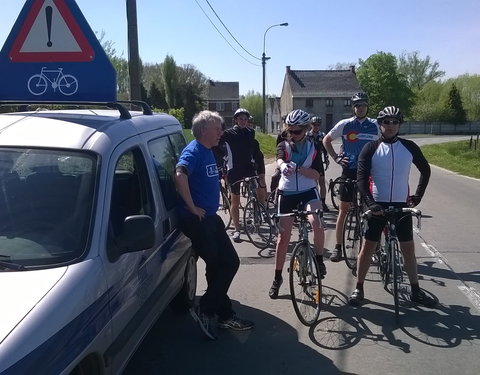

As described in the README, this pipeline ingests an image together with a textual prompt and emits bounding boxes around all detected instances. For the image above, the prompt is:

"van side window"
[169,133,187,159]
[108,148,154,255]
[148,136,179,211]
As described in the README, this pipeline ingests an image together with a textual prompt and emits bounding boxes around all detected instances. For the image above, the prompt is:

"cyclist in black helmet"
[348,106,436,308]
[221,108,266,242]
[323,92,380,262]
[307,115,330,212]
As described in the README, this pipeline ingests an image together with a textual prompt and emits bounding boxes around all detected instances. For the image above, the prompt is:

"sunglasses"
[382,119,400,125]
[288,129,304,135]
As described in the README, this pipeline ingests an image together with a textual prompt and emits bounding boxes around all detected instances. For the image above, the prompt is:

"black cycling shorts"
[228,167,256,195]
[364,205,414,242]
[338,169,357,202]
[278,188,320,214]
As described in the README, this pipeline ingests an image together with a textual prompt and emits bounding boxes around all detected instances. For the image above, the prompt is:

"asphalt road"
[125,135,479,375]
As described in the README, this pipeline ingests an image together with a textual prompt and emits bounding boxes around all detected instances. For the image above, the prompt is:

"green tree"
[356,52,414,116]
[444,83,467,124]
[168,107,185,126]
[451,74,480,121]
[410,80,447,121]
[148,82,167,110]
[162,55,178,108]
[397,51,445,91]
[98,31,130,99]
[240,91,262,127]
[176,64,208,128]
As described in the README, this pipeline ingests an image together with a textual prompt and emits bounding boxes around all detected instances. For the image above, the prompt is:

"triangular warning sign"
[9,0,94,62]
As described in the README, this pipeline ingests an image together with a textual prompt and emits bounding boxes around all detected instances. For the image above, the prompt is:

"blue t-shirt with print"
[176,140,220,217]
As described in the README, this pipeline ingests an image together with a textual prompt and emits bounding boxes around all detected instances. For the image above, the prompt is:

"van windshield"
[0,148,96,269]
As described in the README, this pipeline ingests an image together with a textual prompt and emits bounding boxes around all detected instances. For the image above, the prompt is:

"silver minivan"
[0,104,197,374]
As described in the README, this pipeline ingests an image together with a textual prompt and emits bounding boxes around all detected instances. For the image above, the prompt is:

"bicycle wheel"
[376,232,388,284]
[329,177,342,210]
[391,239,401,322]
[217,187,232,230]
[243,199,273,249]
[342,209,362,270]
[289,243,322,326]
[27,74,48,96]
[58,74,78,95]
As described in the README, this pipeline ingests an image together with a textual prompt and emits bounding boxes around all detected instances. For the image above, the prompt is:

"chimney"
[286,66,291,74]
[350,65,356,74]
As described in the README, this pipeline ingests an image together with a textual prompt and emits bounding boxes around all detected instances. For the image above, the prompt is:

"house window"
[232,102,239,111]
[326,99,334,107]
[216,102,225,111]
[305,98,313,107]
[344,99,351,106]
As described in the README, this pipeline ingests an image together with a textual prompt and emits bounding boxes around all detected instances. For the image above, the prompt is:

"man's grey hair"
[191,110,223,139]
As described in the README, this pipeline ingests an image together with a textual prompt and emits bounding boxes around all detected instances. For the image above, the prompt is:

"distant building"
[280,66,361,132]
[206,81,239,126]
[265,96,282,134]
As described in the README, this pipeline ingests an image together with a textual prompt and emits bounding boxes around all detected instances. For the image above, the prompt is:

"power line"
[204,0,261,61]
[194,0,260,66]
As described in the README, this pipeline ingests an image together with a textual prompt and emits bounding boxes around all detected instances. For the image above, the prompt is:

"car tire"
[170,250,197,313]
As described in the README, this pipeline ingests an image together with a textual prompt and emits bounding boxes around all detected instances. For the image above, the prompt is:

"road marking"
[420,242,445,264]
[421,242,480,312]
[458,286,480,311]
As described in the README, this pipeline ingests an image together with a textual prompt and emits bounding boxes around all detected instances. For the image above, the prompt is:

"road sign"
[0,0,116,102]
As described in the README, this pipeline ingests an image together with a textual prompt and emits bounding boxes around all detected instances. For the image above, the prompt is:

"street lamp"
[262,22,288,133]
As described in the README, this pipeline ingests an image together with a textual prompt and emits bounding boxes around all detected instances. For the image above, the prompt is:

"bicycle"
[273,207,323,326]
[27,67,78,96]
[233,176,274,249]
[217,178,232,230]
[363,206,422,323]
[334,178,365,270]
[328,176,342,210]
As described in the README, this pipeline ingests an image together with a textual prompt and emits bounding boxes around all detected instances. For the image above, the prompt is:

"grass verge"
[421,140,480,179]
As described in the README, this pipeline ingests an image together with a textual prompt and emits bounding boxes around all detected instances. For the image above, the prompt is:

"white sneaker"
[231,231,241,242]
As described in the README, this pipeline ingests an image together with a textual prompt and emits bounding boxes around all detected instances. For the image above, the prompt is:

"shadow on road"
[308,284,480,354]
[124,300,343,374]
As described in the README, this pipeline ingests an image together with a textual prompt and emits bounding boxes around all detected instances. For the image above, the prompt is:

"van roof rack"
[0,100,154,120]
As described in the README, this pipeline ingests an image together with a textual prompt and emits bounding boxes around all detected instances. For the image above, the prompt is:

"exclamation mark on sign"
[46,6,53,47]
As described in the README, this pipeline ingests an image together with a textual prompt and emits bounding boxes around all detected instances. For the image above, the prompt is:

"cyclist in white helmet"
[269,109,326,299]
[349,106,436,307]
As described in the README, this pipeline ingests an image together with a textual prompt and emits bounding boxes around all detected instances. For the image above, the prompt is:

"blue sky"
[1,0,479,96]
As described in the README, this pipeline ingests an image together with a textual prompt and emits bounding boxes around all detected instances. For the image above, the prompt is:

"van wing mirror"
[118,215,155,253]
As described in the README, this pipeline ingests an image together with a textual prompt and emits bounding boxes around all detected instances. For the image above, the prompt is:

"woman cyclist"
[269,109,326,299]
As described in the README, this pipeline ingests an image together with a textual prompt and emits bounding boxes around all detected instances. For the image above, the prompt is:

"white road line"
[421,242,480,312]
[458,286,480,311]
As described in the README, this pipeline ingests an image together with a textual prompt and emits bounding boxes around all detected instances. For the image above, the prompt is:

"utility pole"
[126,0,141,101]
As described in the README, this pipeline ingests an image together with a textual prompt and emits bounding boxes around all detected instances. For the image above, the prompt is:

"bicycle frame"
[363,206,422,322]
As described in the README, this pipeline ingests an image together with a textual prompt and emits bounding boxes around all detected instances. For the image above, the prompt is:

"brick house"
[206,81,239,126]
[280,66,361,132]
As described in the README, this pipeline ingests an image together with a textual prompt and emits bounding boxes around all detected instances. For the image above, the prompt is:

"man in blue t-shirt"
[323,92,380,262]
[175,110,254,340]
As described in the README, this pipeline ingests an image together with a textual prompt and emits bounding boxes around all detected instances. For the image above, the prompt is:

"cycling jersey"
[357,136,431,206]
[307,130,329,165]
[327,116,379,169]
[221,125,265,173]
[277,138,323,193]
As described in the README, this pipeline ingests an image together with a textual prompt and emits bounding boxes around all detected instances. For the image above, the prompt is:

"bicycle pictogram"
[27,67,79,96]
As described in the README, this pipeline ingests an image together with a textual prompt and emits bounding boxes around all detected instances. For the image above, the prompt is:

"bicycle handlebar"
[362,207,422,229]
[271,208,322,219]
[230,175,260,187]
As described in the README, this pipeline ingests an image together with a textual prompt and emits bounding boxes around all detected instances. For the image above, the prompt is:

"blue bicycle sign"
[27,67,79,96]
